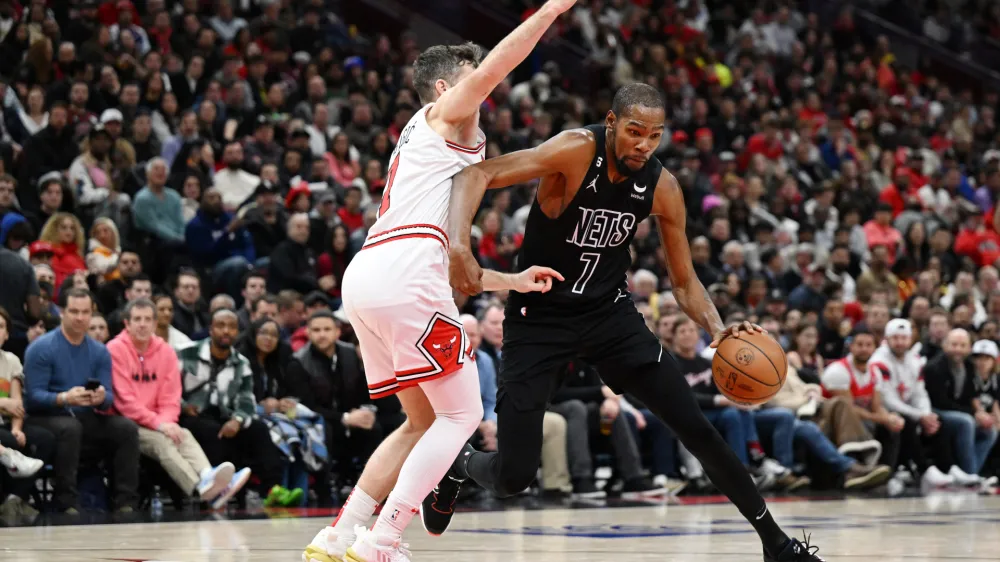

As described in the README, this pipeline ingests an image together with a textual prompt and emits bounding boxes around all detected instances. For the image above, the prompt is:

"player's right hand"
[543,0,579,15]
[513,266,564,294]
[449,246,484,295]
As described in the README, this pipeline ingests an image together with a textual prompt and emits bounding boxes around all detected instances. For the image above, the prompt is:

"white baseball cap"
[972,340,999,359]
[100,108,123,124]
[884,318,912,337]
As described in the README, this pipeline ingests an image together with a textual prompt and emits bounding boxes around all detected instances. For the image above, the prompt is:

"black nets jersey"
[509,124,663,312]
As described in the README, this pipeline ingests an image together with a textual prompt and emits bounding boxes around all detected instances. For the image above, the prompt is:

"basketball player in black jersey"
[420,83,824,561]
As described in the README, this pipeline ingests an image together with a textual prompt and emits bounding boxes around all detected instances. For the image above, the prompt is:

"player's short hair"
[611,83,665,119]
[413,43,485,105]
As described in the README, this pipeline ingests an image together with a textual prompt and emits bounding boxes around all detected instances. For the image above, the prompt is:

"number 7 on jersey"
[572,252,600,294]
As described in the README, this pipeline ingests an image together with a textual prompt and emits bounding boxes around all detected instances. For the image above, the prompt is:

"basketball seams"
[733,334,785,384]
[714,350,779,387]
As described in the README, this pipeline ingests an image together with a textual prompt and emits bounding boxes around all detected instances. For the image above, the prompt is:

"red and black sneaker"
[420,443,474,536]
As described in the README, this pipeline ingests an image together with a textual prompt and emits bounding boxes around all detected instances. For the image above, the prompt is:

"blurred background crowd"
[1,0,1000,521]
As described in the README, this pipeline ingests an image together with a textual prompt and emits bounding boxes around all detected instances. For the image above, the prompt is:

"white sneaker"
[303,526,356,562]
[652,474,688,496]
[894,466,915,486]
[760,458,790,477]
[0,448,44,478]
[345,526,411,562]
[948,465,981,487]
[211,467,252,510]
[837,440,883,468]
[197,462,235,501]
[752,472,777,492]
[922,465,954,488]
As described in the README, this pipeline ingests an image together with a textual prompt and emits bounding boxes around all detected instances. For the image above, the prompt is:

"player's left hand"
[512,266,564,293]
[709,321,766,348]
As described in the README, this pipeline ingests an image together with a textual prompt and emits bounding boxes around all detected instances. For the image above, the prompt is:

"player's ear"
[434,79,450,97]
[605,110,616,130]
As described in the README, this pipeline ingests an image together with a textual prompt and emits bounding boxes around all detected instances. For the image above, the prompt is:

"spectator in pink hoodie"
[108,298,251,509]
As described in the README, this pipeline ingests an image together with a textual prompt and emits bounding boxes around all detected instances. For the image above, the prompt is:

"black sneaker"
[420,443,473,536]
[620,477,667,500]
[570,478,606,500]
[764,534,825,561]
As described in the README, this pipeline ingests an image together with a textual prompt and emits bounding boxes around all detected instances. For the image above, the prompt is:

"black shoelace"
[796,532,823,560]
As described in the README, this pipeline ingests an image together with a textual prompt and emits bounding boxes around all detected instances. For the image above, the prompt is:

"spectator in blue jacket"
[185,187,255,298]
[23,288,140,513]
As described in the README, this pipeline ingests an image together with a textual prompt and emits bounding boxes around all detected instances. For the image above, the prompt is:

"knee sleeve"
[423,366,484,437]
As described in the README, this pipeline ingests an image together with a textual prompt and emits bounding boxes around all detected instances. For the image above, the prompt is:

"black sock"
[751,503,791,556]
[616,359,791,555]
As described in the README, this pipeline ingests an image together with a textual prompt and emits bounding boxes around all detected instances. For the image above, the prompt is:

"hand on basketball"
[512,266,564,294]
[449,246,484,295]
[709,321,766,349]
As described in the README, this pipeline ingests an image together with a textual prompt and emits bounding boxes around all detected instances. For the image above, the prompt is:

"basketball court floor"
[3,492,999,561]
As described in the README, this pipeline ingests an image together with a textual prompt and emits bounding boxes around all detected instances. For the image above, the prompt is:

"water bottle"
[151,485,164,519]
[600,412,614,436]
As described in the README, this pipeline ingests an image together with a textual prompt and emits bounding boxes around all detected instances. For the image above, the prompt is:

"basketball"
[712,331,788,406]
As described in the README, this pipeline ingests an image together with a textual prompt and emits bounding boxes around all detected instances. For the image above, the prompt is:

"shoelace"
[797,532,823,560]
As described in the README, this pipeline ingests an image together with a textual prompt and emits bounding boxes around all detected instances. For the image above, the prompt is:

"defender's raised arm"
[428,0,578,126]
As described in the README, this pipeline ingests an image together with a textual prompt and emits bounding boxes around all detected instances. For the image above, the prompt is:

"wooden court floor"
[2,494,999,561]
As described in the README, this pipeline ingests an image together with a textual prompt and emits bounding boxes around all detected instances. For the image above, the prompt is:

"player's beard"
[609,129,639,177]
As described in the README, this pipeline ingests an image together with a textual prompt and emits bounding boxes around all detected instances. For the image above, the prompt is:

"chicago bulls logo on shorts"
[420,314,465,369]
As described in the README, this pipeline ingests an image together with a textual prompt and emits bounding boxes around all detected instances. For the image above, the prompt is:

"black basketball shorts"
[496,294,663,411]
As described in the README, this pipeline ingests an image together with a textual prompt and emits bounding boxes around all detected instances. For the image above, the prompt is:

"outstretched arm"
[448,130,592,295]
[448,129,593,250]
[652,170,761,345]
[651,171,725,339]
[430,0,577,126]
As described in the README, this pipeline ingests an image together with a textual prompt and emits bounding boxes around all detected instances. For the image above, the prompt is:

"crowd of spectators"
[1,0,1000,519]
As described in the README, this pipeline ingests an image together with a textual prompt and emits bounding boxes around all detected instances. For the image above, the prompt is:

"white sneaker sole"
[199,462,236,501]
[211,469,251,510]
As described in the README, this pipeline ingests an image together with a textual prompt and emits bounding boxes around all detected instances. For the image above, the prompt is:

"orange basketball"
[712,331,788,406]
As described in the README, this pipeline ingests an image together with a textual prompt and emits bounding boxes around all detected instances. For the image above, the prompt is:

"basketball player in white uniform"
[303,2,576,561]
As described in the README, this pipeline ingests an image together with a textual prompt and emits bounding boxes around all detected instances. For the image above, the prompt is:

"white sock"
[369,367,482,541]
[200,467,213,481]
[372,496,418,539]
[332,487,379,532]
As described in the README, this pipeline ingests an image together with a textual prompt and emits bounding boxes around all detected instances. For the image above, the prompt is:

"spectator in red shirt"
[739,114,783,170]
[879,167,916,218]
[38,213,88,291]
[336,186,365,234]
[477,209,520,271]
[862,203,903,264]
[316,225,352,300]
[955,213,1000,268]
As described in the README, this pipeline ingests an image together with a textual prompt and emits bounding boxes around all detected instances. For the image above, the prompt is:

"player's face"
[608,105,665,174]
